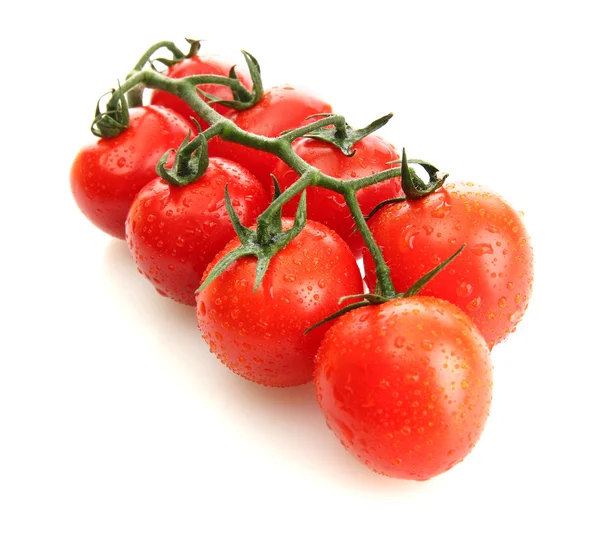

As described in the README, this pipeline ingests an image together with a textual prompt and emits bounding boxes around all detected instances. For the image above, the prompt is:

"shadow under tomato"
[102,238,430,494]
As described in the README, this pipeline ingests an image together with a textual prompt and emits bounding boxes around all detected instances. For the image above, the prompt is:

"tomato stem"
[130,40,186,72]
[93,42,447,296]
[343,191,396,297]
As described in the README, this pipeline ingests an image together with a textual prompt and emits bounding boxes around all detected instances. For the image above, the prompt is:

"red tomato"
[364,182,534,348]
[70,105,190,239]
[125,158,269,306]
[272,136,402,257]
[150,55,252,130]
[196,219,363,387]
[315,296,493,481]
[209,86,332,191]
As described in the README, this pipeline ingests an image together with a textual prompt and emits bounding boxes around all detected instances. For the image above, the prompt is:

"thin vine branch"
[96,62,436,297]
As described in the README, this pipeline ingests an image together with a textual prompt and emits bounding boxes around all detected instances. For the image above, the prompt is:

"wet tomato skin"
[70,105,190,239]
[315,296,493,481]
[125,158,269,306]
[196,219,363,387]
[209,86,332,191]
[364,182,534,347]
[272,136,402,258]
[150,55,252,130]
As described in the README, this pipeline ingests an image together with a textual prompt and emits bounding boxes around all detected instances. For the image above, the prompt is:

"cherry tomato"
[209,86,332,190]
[364,182,534,348]
[125,158,269,306]
[196,219,363,387]
[315,296,493,481]
[70,105,190,239]
[272,136,402,257]
[150,55,252,130]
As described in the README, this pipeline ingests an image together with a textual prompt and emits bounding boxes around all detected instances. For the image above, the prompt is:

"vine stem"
[132,41,184,72]
[343,191,395,297]
[107,67,403,295]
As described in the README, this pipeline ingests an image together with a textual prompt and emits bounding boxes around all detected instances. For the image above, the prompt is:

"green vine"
[91,39,454,320]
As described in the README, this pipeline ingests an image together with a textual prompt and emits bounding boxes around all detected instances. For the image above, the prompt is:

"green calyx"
[399,148,448,200]
[197,181,308,294]
[195,50,263,111]
[156,119,209,187]
[91,85,130,138]
[149,38,198,69]
[305,245,465,333]
[365,148,449,219]
[184,38,201,58]
[304,113,393,156]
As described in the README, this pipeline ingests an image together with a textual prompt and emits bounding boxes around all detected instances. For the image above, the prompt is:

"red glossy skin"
[272,136,402,257]
[70,105,190,239]
[364,182,534,348]
[315,296,493,481]
[209,86,332,190]
[150,55,252,130]
[196,219,363,387]
[125,158,269,306]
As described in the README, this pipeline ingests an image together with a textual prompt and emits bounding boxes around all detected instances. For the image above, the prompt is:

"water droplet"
[318,278,326,289]
[431,200,451,218]
[283,273,296,282]
[470,243,493,256]
[147,214,156,222]
[335,419,355,442]
[400,225,420,250]
[466,296,481,312]
[456,281,473,297]
[394,336,405,348]
[421,339,434,351]
[422,225,434,235]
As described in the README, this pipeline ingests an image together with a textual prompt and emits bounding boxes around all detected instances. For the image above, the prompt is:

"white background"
[1,1,599,534]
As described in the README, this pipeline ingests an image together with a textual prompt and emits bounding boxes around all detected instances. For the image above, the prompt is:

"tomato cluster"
[70,40,533,482]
